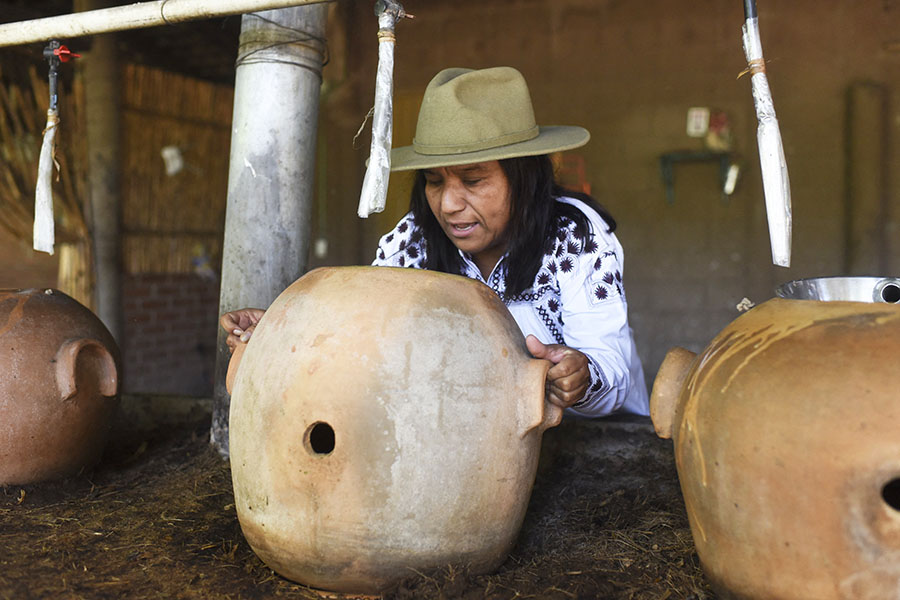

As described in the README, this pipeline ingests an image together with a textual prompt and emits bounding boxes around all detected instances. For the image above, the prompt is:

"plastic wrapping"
[33,109,58,255]
[742,17,792,267]
[357,11,397,218]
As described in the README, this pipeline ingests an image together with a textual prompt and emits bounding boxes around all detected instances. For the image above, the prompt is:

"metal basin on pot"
[776,276,900,303]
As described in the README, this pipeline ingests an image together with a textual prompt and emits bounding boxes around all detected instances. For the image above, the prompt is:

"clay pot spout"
[649,346,697,439]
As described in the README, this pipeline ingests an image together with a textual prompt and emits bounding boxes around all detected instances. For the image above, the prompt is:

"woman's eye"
[463,179,482,186]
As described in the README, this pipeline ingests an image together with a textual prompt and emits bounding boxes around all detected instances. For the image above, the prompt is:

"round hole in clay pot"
[882,478,900,511]
[306,422,335,455]
[881,283,900,304]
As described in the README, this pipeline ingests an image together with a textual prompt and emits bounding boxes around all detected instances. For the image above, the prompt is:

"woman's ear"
[56,338,118,401]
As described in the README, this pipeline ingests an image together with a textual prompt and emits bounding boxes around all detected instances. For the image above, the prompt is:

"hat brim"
[389,126,590,172]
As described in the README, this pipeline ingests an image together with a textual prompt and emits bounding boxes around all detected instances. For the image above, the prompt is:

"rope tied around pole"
[234,12,329,79]
[159,0,173,25]
[41,112,62,177]
[737,58,766,79]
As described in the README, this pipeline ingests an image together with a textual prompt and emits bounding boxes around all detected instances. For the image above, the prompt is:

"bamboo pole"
[74,0,123,341]
[0,0,332,48]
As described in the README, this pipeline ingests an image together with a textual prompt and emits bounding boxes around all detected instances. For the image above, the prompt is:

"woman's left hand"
[525,335,590,409]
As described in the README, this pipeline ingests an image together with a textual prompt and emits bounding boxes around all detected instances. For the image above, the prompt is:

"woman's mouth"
[448,222,478,238]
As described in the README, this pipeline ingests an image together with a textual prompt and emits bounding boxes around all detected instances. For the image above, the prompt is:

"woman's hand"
[220,308,266,352]
[526,335,590,409]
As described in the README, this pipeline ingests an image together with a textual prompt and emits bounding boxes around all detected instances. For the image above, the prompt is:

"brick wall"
[121,274,219,397]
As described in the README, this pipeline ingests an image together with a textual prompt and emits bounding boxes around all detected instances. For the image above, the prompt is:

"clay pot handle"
[56,338,118,402]
[517,358,562,438]
[225,341,248,395]
[649,346,697,439]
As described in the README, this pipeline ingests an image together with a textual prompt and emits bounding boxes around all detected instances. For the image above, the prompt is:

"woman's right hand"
[220,308,266,352]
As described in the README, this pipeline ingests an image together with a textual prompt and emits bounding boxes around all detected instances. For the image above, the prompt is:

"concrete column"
[212,5,328,456]
[74,0,122,342]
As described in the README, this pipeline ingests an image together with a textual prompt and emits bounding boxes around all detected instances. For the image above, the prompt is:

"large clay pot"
[651,277,900,600]
[0,289,120,485]
[228,266,561,594]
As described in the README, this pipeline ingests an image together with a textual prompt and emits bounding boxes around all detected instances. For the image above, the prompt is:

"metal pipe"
[743,0,757,19]
[0,0,331,48]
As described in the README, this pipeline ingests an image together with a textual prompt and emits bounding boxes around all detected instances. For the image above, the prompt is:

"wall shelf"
[658,150,733,204]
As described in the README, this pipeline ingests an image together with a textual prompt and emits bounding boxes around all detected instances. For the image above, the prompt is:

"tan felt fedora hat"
[390,66,590,172]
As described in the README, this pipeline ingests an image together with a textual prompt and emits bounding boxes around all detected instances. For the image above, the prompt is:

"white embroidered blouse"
[372,196,649,417]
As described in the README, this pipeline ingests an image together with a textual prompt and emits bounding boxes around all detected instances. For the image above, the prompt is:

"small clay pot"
[0,289,120,485]
[651,294,900,600]
[228,266,561,594]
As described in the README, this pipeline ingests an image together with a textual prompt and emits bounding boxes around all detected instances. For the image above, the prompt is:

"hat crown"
[413,67,540,156]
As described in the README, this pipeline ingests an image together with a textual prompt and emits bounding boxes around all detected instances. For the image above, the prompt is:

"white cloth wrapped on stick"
[357,12,397,219]
[742,16,792,268]
[33,108,59,255]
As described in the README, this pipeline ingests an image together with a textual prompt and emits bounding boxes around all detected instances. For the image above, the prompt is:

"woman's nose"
[440,181,466,213]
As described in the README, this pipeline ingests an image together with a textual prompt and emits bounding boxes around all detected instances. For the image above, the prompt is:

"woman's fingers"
[220,308,266,353]
[220,308,265,332]
[547,367,589,408]
[239,324,256,343]
[525,334,568,363]
[527,336,590,408]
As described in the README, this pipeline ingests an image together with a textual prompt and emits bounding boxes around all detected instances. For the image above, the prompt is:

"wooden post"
[74,0,123,343]
[211,5,328,456]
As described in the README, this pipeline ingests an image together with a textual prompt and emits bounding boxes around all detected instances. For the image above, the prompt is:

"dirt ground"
[0,398,717,600]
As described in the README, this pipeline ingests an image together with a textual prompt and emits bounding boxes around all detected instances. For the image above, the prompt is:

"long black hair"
[409,154,617,297]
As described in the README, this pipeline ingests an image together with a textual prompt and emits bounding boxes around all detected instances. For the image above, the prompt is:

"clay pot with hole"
[650,277,900,600]
[0,289,120,485]
[227,266,561,594]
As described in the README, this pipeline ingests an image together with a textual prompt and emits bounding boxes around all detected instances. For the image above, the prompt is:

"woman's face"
[423,161,512,275]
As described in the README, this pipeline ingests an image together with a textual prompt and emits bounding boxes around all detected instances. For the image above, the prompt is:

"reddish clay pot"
[228,266,561,594]
[0,289,119,485]
[651,295,900,600]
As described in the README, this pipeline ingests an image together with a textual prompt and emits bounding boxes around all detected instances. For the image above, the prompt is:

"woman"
[222,66,648,417]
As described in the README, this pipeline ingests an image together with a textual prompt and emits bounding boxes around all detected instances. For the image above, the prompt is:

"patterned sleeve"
[371,212,427,269]
[556,210,636,417]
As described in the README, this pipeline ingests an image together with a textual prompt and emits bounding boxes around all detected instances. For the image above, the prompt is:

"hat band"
[412,125,540,156]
